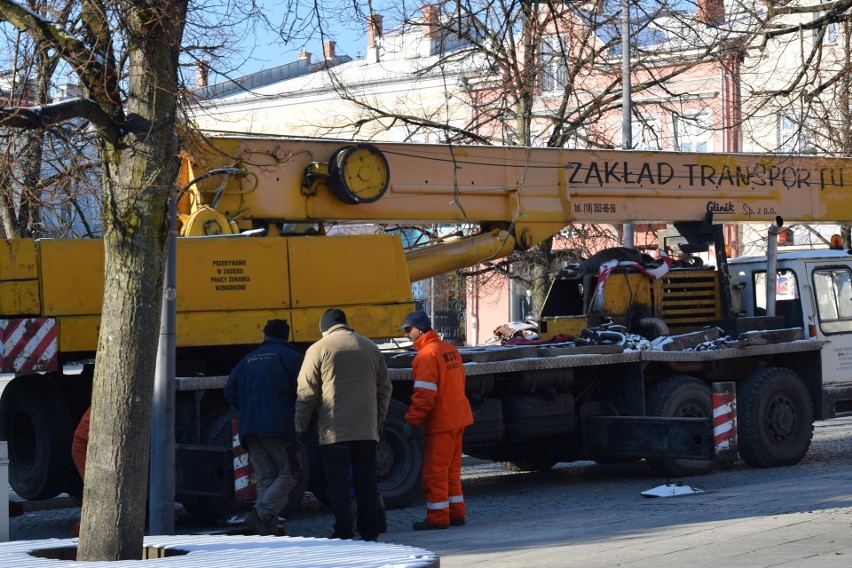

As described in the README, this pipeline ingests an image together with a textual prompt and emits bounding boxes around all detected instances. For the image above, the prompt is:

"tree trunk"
[77,215,167,559]
[76,0,187,559]
[529,240,553,314]
[0,171,19,239]
[76,123,174,562]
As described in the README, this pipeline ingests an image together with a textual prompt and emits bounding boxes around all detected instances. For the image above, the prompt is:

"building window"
[564,124,589,150]
[540,36,568,93]
[674,110,713,152]
[778,113,812,153]
[631,114,662,150]
[814,12,837,45]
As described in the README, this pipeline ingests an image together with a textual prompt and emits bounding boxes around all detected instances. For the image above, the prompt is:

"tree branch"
[0,98,121,143]
[0,0,103,77]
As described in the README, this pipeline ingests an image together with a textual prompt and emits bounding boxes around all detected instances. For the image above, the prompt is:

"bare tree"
[734,0,852,247]
[0,0,189,560]
[0,2,102,239]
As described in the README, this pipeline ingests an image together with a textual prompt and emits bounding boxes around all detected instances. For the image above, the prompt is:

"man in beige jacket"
[295,308,391,541]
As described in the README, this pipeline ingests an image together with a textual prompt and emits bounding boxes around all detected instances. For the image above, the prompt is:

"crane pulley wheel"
[180,205,236,236]
[328,143,390,204]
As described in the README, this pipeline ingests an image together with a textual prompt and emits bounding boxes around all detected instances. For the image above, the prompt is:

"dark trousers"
[320,440,379,540]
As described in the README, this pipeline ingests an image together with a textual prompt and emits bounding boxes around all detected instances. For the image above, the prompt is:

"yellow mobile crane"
[1,136,851,519]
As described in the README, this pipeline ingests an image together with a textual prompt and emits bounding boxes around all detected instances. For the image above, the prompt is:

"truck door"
[806,263,852,387]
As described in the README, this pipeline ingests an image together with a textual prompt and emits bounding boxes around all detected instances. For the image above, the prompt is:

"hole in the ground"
[29,546,190,561]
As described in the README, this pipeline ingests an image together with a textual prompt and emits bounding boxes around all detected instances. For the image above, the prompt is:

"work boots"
[412,520,449,530]
[244,509,282,536]
[412,516,465,530]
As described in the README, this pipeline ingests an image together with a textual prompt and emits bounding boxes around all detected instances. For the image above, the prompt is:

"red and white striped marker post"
[231,418,257,503]
[712,381,738,465]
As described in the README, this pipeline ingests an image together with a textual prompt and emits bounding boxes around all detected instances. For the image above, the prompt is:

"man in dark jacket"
[295,308,391,542]
[225,319,303,536]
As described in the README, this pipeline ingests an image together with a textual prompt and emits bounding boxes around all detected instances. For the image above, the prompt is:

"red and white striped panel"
[0,318,58,374]
[231,417,257,503]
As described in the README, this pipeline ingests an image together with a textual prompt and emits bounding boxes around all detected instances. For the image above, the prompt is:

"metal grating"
[654,271,722,334]
[434,309,466,345]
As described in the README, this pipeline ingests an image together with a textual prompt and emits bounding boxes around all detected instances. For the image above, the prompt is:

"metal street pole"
[622,0,635,249]
[149,192,176,535]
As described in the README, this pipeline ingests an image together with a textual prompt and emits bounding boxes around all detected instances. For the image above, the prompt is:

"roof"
[195,55,353,100]
[729,248,852,266]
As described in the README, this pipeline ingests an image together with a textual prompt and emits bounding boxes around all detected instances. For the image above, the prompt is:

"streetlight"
[622,0,635,248]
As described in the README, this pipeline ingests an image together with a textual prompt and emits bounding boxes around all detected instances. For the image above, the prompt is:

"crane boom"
[183,136,852,252]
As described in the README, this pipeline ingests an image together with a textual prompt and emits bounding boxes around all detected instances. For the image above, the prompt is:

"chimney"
[368,14,384,48]
[323,40,336,61]
[57,78,81,100]
[298,50,312,65]
[696,0,724,25]
[195,60,209,89]
[422,5,439,38]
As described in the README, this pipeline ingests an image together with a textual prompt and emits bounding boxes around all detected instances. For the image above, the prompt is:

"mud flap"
[175,443,232,498]
[584,416,713,460]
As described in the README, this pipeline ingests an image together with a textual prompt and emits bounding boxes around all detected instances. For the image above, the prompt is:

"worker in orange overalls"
[70,406,91,537]
[401,310,473,530]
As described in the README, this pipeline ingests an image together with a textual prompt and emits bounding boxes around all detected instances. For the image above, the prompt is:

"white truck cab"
[729,247,852,415]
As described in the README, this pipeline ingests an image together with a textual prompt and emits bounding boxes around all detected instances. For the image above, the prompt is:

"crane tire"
[0,376,74,500]
[738,368,813,468]
[645,375,714,478]
[377,400,423,509]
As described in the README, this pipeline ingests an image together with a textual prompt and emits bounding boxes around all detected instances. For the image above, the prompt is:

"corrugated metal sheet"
[0,534,439,567]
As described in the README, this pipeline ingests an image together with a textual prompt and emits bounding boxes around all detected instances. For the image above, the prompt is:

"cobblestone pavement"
[9,418,852,567]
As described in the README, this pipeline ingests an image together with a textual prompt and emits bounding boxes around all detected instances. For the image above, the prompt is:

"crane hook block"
[328,143,390,205]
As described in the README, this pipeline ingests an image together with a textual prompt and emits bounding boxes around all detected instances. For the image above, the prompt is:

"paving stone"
[8,418,852,568]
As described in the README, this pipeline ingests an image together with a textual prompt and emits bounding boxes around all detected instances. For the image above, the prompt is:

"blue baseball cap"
[399,310,431,331]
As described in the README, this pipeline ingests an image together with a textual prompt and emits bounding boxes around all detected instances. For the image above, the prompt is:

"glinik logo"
[706,201,735,213]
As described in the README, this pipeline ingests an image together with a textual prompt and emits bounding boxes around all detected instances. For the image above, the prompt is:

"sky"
[207,1,398,84]
[0,1,393,93]
[218,29,362,81]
